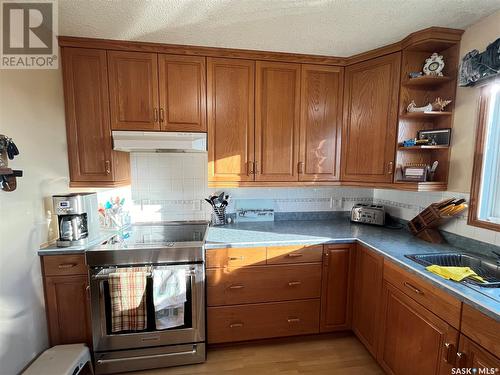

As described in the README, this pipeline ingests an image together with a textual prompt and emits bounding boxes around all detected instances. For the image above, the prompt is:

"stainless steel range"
[86,221,208,374]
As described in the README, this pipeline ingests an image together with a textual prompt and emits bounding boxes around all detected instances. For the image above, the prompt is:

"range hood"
[112,131,207,153]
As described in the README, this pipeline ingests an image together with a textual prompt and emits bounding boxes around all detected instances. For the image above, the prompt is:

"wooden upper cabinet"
[61,47,130,187]
[320,245,354,332]
[158,54,206,132]
[255,61,300,182]
[207,58,255,182]
[108,51,159,131]
[378,281,459,375]
[341,52,401,183]
[352,244,384,357]
[299,65,343,181]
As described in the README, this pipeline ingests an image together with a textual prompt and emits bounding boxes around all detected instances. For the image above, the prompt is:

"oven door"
[90,263,205,352]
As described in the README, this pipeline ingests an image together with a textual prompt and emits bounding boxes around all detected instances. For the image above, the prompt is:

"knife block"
[408,202,456,244]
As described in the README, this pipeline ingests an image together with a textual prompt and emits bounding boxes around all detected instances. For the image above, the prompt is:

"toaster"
[350,204,386,226]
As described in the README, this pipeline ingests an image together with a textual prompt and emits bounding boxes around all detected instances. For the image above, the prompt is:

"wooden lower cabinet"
[320,244,354,332]
[457,334,500,372]
[207,263,321,306]
[377,281,459,375]
[44,274,92,346]
[352,244,384,356]
[207,299,320,344]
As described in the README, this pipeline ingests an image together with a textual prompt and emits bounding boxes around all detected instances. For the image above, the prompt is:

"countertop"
[206,219,500,321]
[38,219,500,321]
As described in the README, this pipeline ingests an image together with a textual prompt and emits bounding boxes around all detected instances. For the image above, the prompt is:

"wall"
[448,9,500,192]
[0,68,70,374]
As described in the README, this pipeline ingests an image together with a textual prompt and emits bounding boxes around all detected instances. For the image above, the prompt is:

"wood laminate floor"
[128,333,383,375]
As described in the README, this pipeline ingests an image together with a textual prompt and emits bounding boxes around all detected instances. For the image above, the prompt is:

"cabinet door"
[458,334,500,372]
[44,275,92,347]
[320,245,354,332]
[255,61,300,182]
[352,244,384,356]
[299,65,343,181]
[207,58,255,182]
[158,54,206,132]
[108,51,159,131]
[62,47,114,183]
[378,281,459,375]
[341,52,400,183]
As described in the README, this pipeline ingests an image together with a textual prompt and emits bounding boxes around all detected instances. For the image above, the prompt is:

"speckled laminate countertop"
[206,219,500,321]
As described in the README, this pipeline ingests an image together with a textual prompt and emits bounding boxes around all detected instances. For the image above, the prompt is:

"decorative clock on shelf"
[423,53,445,76]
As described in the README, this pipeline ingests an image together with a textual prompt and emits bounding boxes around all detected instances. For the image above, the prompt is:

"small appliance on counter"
[350,203,386,226]
[53,193,100,247]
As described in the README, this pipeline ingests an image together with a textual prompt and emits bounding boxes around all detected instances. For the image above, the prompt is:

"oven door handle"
[96,344,198,364]
[189,268,198,329]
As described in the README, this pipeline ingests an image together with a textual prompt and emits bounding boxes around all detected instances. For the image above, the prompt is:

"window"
[469,83,500,231]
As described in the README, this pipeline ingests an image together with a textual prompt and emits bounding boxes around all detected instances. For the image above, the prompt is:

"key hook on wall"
[0,134,23,192]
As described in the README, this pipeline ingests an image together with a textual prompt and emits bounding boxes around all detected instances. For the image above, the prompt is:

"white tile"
[472,227,497,244]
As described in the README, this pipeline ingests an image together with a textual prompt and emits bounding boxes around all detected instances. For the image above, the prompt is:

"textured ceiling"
[58,0,500,56]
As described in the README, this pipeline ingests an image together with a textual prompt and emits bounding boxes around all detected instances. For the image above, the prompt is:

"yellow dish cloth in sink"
[426,265,485,283]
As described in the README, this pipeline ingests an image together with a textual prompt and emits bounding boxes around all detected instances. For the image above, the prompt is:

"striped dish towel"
[108,267,149,332]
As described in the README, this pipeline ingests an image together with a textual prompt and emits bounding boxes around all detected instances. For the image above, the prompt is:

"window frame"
[468,83,500,232]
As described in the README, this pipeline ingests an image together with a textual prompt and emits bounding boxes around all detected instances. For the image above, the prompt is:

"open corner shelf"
[394,180,448,192]
[402,76,452,88]
[397,145,449,151]
[401,111,452,119]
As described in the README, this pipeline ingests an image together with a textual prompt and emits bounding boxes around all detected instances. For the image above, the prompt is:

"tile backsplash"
[130,153,209,222]
[122,152,500,247]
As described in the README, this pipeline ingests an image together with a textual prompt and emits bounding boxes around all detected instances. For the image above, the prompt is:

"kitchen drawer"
[42,254,88,276]
[207,299,320,344]
[206,247,266,269]
[383,260,461,328]
[461,304,500,359]
[266,245,323,264]
[207,263,322,306]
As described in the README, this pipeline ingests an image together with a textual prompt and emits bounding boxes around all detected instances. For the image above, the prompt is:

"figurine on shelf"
[423,53,445,76]
[407,100,432,113]
[432,97,452,111]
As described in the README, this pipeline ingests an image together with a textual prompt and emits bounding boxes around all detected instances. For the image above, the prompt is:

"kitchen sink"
[405,252,500,288]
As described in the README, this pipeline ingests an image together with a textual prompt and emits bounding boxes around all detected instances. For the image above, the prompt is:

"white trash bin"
[23,344,93,375]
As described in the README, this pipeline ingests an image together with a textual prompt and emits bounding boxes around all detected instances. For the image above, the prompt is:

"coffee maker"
[53,193,100,247]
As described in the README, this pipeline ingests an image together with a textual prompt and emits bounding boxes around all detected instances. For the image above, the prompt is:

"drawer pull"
[287,253,303,258]
[228,256,244,261]
[288,281,302,287]
[58,263,77,269]
[403,281,423,295]
[287,317,301,323]
[228,284,245,290]
[229,323,244,328]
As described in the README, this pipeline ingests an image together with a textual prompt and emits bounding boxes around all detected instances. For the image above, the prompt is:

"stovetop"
[86,221,209,267]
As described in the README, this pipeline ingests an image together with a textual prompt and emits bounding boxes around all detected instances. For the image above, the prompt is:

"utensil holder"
[211,206,226,226]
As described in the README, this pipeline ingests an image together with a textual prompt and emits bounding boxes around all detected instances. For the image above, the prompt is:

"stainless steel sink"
[405,252,500,288]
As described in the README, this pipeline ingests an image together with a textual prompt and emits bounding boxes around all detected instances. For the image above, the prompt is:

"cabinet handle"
[456,352,466,367]
[288,281,301,287]
[228,256,244,261]
[444,342,455,364]
[154,108,159,122]
[287,317,301,323]
[403,281,423,295]
[229,323,244,328]
[387,161,394,175]
[58,263,77,269]
[228,284,245,290]
[160,108,165,123]
[254,161,259,174]
[298,162,304,174]
[324,251,329,266]
[287,253,303,258]
[105,160,111,175]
